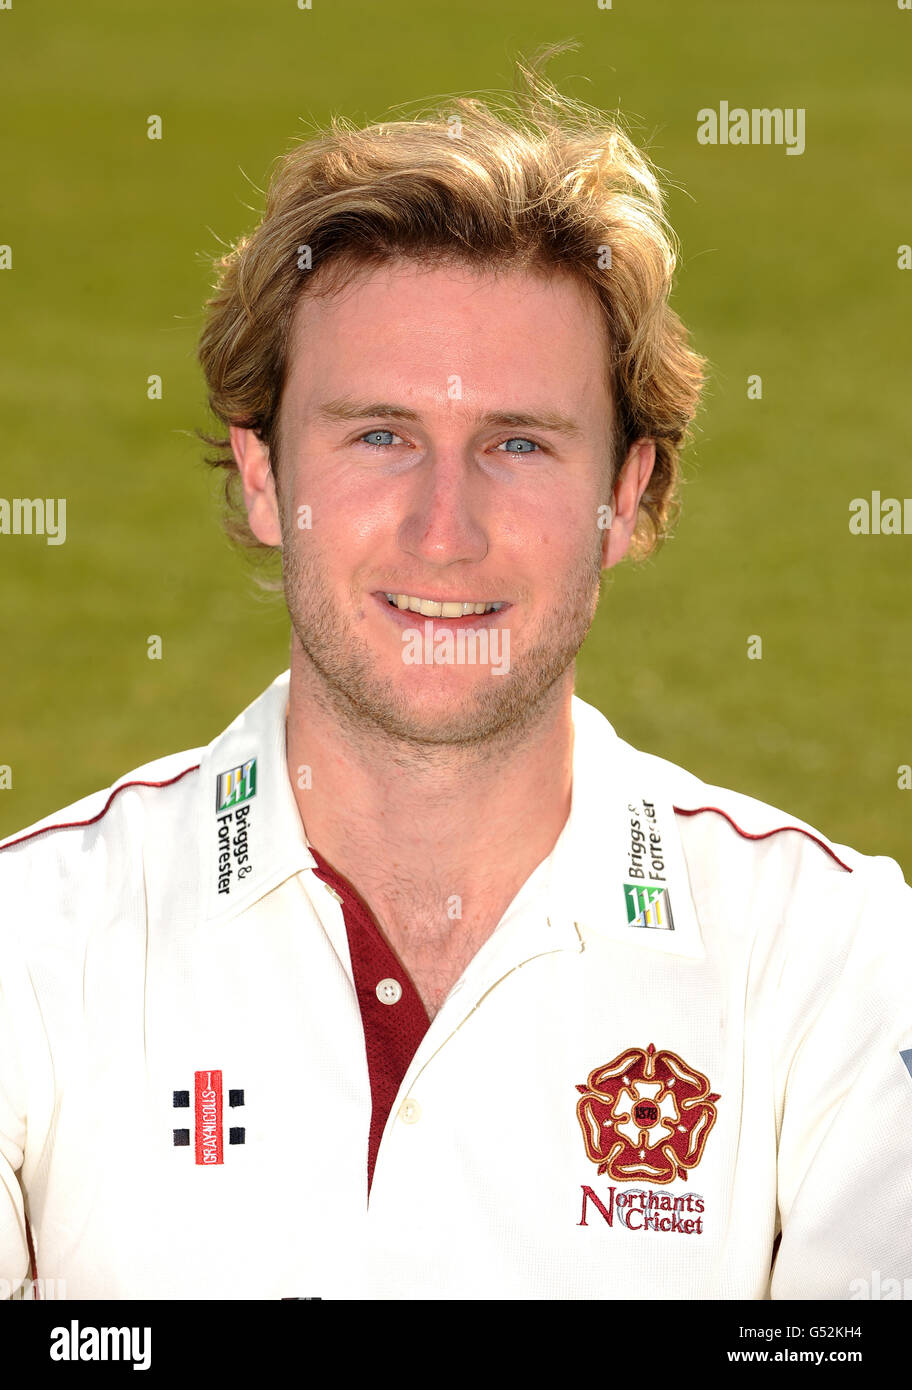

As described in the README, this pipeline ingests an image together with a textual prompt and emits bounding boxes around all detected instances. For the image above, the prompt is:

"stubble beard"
[280,522,605,756]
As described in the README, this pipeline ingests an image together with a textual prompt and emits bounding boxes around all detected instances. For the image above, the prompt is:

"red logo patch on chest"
[171,1072,246,1161]
[195,1069,224,1165]
[576,1043,720,1185]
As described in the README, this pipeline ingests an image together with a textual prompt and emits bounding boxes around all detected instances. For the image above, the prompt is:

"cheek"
[499,495,594,562]
[287,470,382,552]
[329,476,399,544]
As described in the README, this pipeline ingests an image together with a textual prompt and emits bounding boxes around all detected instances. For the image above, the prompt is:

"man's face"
[235,257,651,746]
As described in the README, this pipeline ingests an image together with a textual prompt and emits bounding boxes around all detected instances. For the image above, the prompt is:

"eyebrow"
[312,397,586,439]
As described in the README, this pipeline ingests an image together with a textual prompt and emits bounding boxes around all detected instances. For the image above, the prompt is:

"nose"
[396,452,490,570]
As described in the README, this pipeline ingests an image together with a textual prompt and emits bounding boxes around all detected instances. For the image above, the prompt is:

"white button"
[375,977,403,1005]
[398,1098,421,1124]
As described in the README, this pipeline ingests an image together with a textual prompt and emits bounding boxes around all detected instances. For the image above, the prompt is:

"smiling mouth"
[380,592,508,617]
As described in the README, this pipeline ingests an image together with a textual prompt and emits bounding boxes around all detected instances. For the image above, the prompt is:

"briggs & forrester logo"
[625,800,674,929]
[215,757,256,896]
[625,884,674,930]
[216,757,257,812]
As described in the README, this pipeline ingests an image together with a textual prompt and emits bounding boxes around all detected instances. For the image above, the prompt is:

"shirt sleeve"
[770,850,912,1299]
[0,963,30,1298]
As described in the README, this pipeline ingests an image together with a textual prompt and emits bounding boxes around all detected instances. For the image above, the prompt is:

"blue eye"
[360,430,401,448]
[496,438,540,454]
[357,431,543,455]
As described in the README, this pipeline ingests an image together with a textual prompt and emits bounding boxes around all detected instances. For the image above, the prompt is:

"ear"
[600,438,656,570]
[229,425,282,548]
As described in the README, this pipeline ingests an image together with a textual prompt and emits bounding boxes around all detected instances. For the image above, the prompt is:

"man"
[1,60,910,1301]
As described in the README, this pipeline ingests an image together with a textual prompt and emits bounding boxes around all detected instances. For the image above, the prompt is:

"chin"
[362,670,524,744]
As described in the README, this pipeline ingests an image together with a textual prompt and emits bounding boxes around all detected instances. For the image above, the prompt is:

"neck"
[284,645,575,940]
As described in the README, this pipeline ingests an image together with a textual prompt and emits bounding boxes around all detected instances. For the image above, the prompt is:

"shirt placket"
[306,847,431,1196]
[305,845,584,1202]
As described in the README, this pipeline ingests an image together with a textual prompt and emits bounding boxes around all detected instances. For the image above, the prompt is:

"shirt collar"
[199,669,315,924]
[197,670,702,958]
[545,697,704,958]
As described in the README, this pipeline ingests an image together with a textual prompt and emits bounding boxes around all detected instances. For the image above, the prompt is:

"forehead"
[283,258,612,418]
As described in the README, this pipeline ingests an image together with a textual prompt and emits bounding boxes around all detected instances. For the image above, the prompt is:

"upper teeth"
[384,593,505,617]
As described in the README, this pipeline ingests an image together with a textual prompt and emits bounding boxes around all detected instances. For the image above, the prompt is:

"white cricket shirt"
[0,669,909,1300]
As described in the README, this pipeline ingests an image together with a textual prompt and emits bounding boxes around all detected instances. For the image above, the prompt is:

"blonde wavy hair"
[196,43,708,578]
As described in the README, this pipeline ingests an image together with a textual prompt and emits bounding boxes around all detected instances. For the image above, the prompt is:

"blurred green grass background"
[0,0,909,873]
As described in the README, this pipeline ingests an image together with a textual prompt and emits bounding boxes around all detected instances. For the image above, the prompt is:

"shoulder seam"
[0,764,200,854]
[673,804,853,873]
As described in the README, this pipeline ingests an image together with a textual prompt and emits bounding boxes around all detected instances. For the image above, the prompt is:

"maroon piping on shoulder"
[0,765,200,853]
[673,805,852,873]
